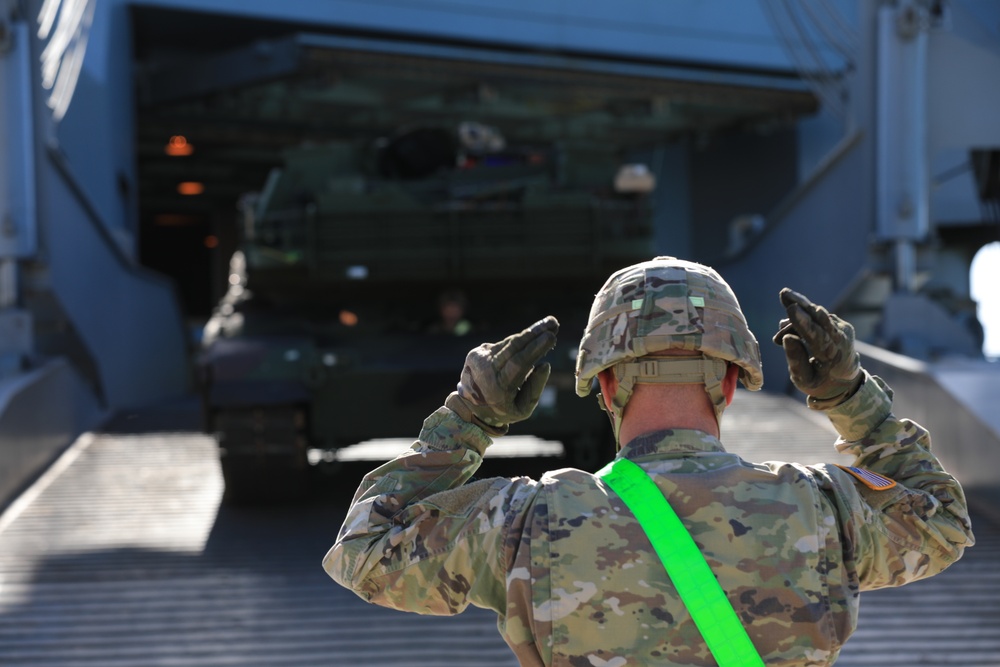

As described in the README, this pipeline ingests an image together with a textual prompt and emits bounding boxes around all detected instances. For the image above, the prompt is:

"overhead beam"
[138,36,305,107]
[138,31,817,113]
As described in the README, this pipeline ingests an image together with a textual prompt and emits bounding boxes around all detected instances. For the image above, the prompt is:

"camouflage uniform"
[325,258,974,665]
[323,371,974,665]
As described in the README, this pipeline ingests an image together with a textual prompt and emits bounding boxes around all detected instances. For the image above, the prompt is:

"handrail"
[720,129,865,265]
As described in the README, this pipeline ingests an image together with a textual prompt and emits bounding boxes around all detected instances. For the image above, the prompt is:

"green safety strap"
[597,458,765,667]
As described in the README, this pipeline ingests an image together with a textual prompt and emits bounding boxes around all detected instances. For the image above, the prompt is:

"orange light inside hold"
[339,310,359,327]
[204,235,219,249]
[165,135,194,156]
[177,182,205,196]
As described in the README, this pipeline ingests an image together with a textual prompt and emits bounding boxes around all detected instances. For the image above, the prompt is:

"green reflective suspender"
[596,458,766,667]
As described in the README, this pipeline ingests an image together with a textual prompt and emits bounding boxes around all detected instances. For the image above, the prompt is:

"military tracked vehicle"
[198,49,672,502]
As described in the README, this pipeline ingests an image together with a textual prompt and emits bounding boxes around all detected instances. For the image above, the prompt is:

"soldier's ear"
[723,363,739,406]
[597,369,617,411]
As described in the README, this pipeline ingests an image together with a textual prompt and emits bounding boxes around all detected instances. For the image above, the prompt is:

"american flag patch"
[835,465,897,491]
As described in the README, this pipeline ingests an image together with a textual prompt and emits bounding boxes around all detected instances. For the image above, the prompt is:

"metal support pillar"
[0,9,37,376]
[876,0,931,293]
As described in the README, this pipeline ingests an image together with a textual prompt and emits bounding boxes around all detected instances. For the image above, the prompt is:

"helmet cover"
[575,256,763,397]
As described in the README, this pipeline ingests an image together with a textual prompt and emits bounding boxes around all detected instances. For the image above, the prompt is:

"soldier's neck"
[619,385,720,444]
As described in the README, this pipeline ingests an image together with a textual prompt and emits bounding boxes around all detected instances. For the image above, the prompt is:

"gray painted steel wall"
[0,2,191,505]
[0,359,102,509]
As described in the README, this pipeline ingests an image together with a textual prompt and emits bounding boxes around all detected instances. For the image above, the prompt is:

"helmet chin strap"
[598,356,729,448]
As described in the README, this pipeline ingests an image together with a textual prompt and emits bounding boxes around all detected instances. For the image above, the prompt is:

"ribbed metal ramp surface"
[0,391,996,666]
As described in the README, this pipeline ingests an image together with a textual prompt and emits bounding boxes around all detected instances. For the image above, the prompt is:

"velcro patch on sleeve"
[835,465,897,491]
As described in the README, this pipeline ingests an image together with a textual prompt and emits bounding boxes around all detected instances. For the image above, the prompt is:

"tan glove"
[445,316,559,435]
[772,288,862,410]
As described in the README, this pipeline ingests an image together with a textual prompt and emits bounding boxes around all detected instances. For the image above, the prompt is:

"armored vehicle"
[198,45,697,502]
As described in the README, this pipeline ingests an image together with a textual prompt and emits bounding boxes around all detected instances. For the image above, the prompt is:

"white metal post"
[875,0,930,293]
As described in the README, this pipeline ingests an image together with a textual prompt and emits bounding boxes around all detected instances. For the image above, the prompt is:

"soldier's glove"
[445,316,559,436]
[772,288,863,410]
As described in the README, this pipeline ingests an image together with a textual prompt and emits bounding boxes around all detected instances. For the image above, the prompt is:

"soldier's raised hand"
[772,288,862,409]
[445,316,559,435]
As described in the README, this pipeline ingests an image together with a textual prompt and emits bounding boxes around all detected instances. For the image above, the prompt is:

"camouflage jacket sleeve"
[820,371,975,590]
[322,406,537,615]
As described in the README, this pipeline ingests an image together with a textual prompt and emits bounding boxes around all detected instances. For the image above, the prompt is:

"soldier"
[324,256,974,666]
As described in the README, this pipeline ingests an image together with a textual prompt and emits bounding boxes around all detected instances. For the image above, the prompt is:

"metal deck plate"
[0,391,995,666]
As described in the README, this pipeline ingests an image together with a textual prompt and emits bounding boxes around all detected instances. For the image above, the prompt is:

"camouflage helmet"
[575,257,762,440]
